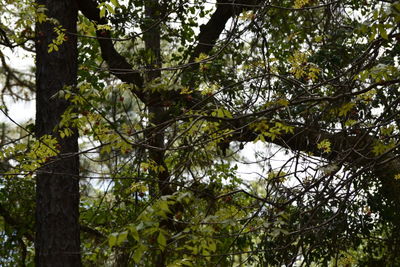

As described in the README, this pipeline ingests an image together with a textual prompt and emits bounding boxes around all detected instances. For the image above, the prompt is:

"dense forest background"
[1,0,400,266]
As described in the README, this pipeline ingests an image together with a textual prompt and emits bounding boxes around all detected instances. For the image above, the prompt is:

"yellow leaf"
[317,139,331,153]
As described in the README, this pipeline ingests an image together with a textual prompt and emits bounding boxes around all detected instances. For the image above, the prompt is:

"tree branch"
[189,0,261,63]
[77,0,145,100]
[226,119,400,207]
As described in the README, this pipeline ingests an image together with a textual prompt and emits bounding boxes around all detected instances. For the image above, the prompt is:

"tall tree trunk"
[143,0,172,198]
[143,1,171,266]
[35,0,81,266]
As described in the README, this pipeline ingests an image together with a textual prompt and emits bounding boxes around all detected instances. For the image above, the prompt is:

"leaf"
[208,241,216,252]
[116,231,128,245]
[48,43,58,53]
[194,53,208,62]
[217,109,224,118]
[106,4,115,14]
[99,7,106,18]
[345,120,357,127]
[159,200,171,213]
[128,226,140,241]
[157,231,167,251]
[111,0,119,7]
[109,233,117,248]
[372,141,392,156]
[317,139,331,153]
[294,0,310,9]
[314,35,323,42]
[133,244,147,263]
[109,231,127,247]
[338,102,355,117]
[377,24,388,39]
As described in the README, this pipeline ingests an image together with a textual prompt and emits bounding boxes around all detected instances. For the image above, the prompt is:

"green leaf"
[109,231,128,247]
[217,109,224,118]
[208,241,216,252]
[116,231,128,245]
[133,244,147,263]
[99,7,106,18]
[109,233,117,248]
[157,231,167,251]
[378,24,388,39]
[111,0,119,7]
[106,4,115,14]
[338,102,355,117]
[372,141,393,156]
[159,200,171,213]
[128,225,140,241]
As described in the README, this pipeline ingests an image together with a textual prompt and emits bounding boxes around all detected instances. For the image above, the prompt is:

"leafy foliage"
[1,0,400,266]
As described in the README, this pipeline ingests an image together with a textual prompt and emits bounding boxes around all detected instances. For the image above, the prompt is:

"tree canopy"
[1,0,400,266]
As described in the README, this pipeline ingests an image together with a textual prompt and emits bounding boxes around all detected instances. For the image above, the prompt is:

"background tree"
[1,0,400,266]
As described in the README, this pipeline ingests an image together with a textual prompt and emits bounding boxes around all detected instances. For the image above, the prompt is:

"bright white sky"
[0,97,35,123]
[0,46,35,124]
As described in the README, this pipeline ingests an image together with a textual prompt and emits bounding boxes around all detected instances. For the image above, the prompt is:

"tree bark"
[143,0,172,198]
[35,0,81,266]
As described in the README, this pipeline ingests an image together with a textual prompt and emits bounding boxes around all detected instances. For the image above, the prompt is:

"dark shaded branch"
[77,0,145,100]
[0,52,35,101]
[179,0,263,107]
[0,26,13,48]
[95,30,144,94]
[189,0,261,62]
[77,0,262,110]
[80,224,106,240]
[227,120,400,207]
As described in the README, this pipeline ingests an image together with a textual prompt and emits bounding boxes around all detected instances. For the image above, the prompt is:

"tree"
[34,0,81,265]
[1,0,400,266]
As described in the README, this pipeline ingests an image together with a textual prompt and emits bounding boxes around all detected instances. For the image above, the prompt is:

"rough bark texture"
[35,0,81,266]
[143,0,173,198]
[143,2,171,266]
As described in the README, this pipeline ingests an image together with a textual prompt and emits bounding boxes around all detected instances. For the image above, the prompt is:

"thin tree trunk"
[35,0,81,266]
[143,1,172,266]
[144,0,172,199]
